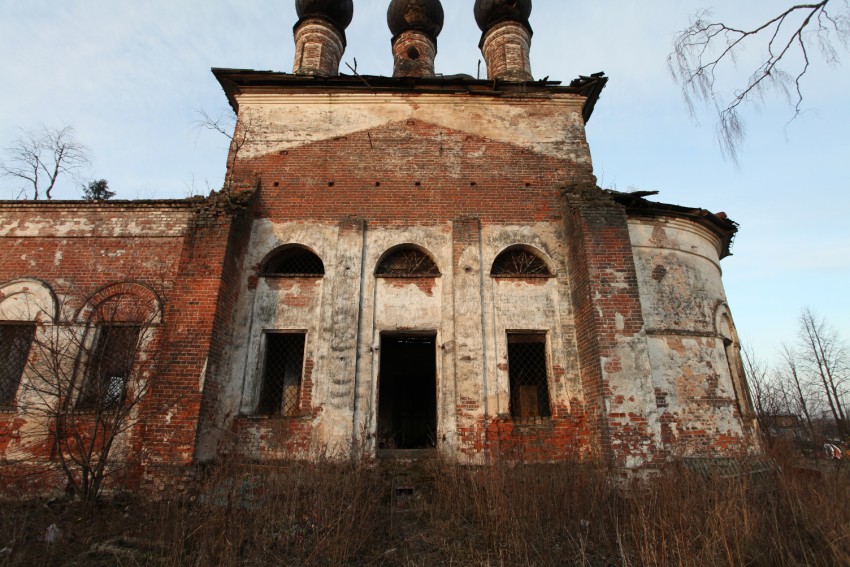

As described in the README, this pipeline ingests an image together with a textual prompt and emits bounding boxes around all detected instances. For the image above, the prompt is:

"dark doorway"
[377,334,437,450]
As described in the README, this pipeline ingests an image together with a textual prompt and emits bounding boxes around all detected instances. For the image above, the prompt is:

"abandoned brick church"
[0,0,760,492]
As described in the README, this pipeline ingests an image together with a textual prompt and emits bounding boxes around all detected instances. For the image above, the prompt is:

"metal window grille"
[258,333,306,416]
[264,247,324,276]
[376,248,440,277]
[78,325,141,410]
[507,334,551,419]
[492,248,552,277]
[0,324,35,406]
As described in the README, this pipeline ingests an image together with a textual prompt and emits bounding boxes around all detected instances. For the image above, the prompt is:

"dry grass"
[2,453,849,566]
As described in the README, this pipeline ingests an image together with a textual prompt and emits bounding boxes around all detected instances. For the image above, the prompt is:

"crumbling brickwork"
[0,3,761,494]
[0,199,249,493]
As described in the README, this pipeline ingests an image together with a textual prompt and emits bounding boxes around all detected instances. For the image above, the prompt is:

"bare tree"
[778,342,816,438]
[1,125,90,200]
[798,308,848,437]
[16,287,174,503]
[744,344,774,443]
[669,2,850,161]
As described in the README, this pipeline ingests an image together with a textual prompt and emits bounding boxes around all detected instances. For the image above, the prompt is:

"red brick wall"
[232,120,568,225]
[0,199,246,494]
[561,187,662,468]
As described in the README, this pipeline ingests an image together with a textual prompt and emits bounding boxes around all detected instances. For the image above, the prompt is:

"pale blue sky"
[1,1,848,362]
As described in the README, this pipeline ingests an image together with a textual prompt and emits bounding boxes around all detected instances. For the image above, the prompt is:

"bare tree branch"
[669,2,850,162]
[5,279,187,503]
[798,307,848,437]
[0,125,90,200]
[194,108,257,197]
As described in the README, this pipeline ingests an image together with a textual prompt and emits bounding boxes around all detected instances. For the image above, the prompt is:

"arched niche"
[76,282,163,325]
[0,279,59,323]
[261,245,325,277]
[490,245,554,277]
[715,302,756,432]
[375,244,440,277]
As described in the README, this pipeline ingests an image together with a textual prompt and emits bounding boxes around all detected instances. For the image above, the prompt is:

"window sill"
[261,274,324,279]
[376,274,441,279]
[491,274,554,279]
[239,413,311,421]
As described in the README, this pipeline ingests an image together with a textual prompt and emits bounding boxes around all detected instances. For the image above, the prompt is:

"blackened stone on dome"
[387,0,445,39]
[474,0,532,31]
[295,0,354,30]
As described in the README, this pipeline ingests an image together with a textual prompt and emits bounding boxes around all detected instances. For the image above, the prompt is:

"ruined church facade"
[0,0,758,492]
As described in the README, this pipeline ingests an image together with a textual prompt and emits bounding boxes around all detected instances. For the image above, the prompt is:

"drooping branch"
[669,2,850,162]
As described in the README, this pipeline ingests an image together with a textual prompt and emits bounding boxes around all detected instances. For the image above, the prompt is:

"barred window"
[263,246,324,276]
[376,246,439,277]
[78,325,141,410]
[491,246,552,277]
[507,333,551,419]
[0,323,35,406]
[257,333,306,416]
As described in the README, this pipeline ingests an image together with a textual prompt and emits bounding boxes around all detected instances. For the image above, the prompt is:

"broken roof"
[608,189,739,258]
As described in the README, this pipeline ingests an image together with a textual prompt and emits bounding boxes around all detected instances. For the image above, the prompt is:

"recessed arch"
[76,281,163,325]
[714,302,757,431]
[715,302,739,346]
[491,245,554,277]
[261,244,325,277]
[0,278,59,323]
[375,244,440,277]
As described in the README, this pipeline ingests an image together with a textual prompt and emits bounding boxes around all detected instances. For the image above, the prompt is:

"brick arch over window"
[76,282,163,325]
[490,245,554,277]
[261,245,325,277]
[0,278,59,323]
[72,282,162,411]
[375,244,440,277]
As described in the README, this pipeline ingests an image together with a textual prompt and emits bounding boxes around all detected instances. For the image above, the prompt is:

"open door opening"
[377,333,437,450]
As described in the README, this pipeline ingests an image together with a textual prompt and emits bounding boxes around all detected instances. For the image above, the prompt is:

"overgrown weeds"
[1,455,848,566]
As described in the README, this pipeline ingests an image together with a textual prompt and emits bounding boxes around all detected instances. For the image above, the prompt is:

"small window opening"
[492,247,552,277]
[507,333,551,419]
[376,247,440,278]
[407,47,420,60]
[258,333,306,416]
[264,247,325,277]
[0,323,35,406]
[78,325,141,410]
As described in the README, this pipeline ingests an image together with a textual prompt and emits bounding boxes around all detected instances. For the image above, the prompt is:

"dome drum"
[292,16,346,76]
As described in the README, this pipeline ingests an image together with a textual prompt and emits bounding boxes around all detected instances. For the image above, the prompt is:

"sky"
[0,0,848,365]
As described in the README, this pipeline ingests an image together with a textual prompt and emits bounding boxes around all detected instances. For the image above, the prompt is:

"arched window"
[491,246,553,277]
[0,279,56,407]
[376,245,440,277]
[75,282,162,411]
[262,246,325,277]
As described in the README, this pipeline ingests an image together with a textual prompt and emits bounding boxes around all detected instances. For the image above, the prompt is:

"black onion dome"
[295,0,354,30]
[387,0,444,39]
[474,0,532,31]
